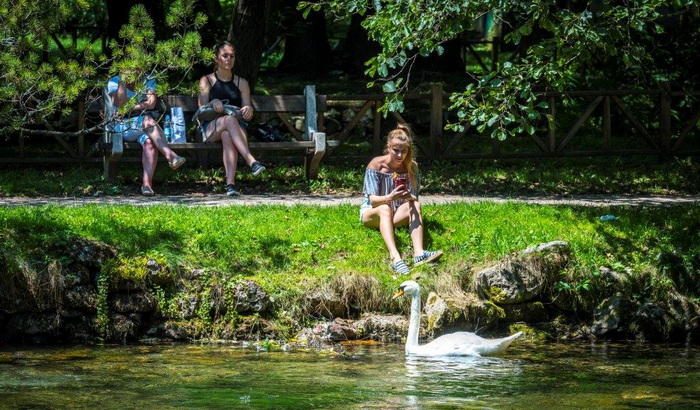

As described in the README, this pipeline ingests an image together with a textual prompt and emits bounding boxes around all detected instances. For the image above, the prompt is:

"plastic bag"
[170,106,187,143]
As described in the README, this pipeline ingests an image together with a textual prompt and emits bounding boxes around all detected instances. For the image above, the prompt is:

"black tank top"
[208,73,243,107]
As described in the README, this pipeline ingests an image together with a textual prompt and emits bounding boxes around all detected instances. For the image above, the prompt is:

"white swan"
[393,280,523,357]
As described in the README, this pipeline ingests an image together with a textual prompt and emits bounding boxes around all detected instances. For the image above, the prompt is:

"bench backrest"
[94,85,326,143]
[166,94,327,114]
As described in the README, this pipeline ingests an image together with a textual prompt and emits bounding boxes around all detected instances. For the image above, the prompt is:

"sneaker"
[390,259,411,275]
[414,250,443,267]
[250,161,266,176]
[141,186,155,196]
[168,156,186,171]
[225,184,240,197]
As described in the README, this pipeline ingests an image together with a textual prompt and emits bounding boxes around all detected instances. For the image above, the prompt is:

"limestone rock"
[353,314,408,342]
[232,279,272,314]
[475,260,546,304]
[590,296,631,337]
[305,290,348,319]
[110,292,156,313]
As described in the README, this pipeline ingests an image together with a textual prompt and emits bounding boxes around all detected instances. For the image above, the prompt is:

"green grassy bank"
[1,201,698,316]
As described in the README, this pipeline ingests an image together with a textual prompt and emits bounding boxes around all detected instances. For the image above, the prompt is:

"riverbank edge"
[2,235,698,348]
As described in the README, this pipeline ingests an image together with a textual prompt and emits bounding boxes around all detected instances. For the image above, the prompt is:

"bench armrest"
[304,85,320,142]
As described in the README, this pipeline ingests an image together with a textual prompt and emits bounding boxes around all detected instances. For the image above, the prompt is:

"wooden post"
[430,84,443,158]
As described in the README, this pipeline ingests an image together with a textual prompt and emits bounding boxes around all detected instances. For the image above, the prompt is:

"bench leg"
[103,131,123,182]
[103,155,120,182]
[305,132,327,179]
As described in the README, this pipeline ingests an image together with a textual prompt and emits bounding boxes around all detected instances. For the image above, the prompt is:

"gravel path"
[1,193,699,207]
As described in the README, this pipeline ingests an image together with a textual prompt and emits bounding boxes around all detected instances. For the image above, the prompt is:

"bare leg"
[220,130,240,185]
[362,204,402,262]
[141,138,158,188]
[143,117,180,162]
[220,116,257,166]
[394,201,425,257]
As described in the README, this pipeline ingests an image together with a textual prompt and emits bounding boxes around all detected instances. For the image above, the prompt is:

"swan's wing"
[413,331,523,357]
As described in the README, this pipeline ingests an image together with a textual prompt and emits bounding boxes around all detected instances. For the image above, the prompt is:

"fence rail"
[324,86,700,160]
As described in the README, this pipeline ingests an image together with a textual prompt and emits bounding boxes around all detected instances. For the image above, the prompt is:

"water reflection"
[402,354,524,408]
[0,342,698,409]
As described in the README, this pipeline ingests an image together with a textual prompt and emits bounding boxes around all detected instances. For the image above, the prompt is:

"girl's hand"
[211,99,224,113]
[240,105,253,121]
[388,185,410,202]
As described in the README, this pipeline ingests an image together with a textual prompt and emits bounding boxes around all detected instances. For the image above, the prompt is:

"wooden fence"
[324,86,700,160]
[2,86,698,165]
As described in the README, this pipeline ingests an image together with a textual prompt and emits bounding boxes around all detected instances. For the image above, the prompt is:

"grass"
[0,155,698,340]
[1,199,698,318]
[0,156,698,197]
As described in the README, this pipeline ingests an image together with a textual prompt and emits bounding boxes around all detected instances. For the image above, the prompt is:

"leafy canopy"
[301,0,699,141]
[0,0,208,136]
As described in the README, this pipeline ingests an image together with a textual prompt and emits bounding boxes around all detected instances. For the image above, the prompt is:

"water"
[1,341,699,409]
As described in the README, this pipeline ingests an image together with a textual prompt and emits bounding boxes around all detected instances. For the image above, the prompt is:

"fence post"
[430,84,443,158]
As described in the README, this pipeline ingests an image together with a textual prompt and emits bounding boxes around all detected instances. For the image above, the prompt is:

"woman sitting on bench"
[107,74,186,196]
[198,41,266,197]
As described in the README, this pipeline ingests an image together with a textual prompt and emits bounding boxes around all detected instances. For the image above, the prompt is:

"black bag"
[251,122,290,142]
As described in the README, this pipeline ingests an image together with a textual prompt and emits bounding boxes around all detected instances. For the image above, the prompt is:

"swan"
[393,280,523,357]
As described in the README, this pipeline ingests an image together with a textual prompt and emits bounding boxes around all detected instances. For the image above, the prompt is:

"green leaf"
[382,81,397,93]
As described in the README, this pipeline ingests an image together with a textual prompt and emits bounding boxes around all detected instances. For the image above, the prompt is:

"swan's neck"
[406,291,421,351]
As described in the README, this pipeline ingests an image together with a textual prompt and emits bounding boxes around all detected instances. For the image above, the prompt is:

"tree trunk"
[228,0,272,90]
[341,14,381,76]
[277,1,332,78]
[414,38,465,73]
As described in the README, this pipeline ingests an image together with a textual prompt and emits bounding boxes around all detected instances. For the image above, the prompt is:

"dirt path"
[1,193,699,207]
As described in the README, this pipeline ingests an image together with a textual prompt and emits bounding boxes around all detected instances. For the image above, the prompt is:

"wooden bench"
[97,85,331,180]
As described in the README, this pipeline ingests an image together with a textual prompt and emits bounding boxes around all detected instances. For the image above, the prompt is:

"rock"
[501,302,549,322]
[145,322,193,341]
[305,290,348,319]
[108,313,141,343]
[294,327,339,351]
[63,286,98,311]
[232,279,271,314]
[63,238,117,269]
[590,296,631,338]
[312,318,358,341]
[63,317,99,344]
[62,269,91,287]
[423,291,448,333]
[5,313,60,335]
[476,241,570,305]
[353,314,408,342]
[110,292,156,313]
[174,293,199,319]
[475,260,546,304]
[628,302,672,342]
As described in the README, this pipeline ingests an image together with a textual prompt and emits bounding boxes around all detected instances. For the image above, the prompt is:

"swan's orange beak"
[392,289,404,299]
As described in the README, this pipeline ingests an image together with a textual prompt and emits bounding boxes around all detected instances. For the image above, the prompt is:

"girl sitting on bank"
[360,123,443,274]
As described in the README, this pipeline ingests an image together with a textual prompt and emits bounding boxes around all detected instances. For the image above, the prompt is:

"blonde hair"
[384,123,418,186]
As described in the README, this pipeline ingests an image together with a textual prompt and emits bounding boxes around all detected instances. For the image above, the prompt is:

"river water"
[1,341,699,409]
